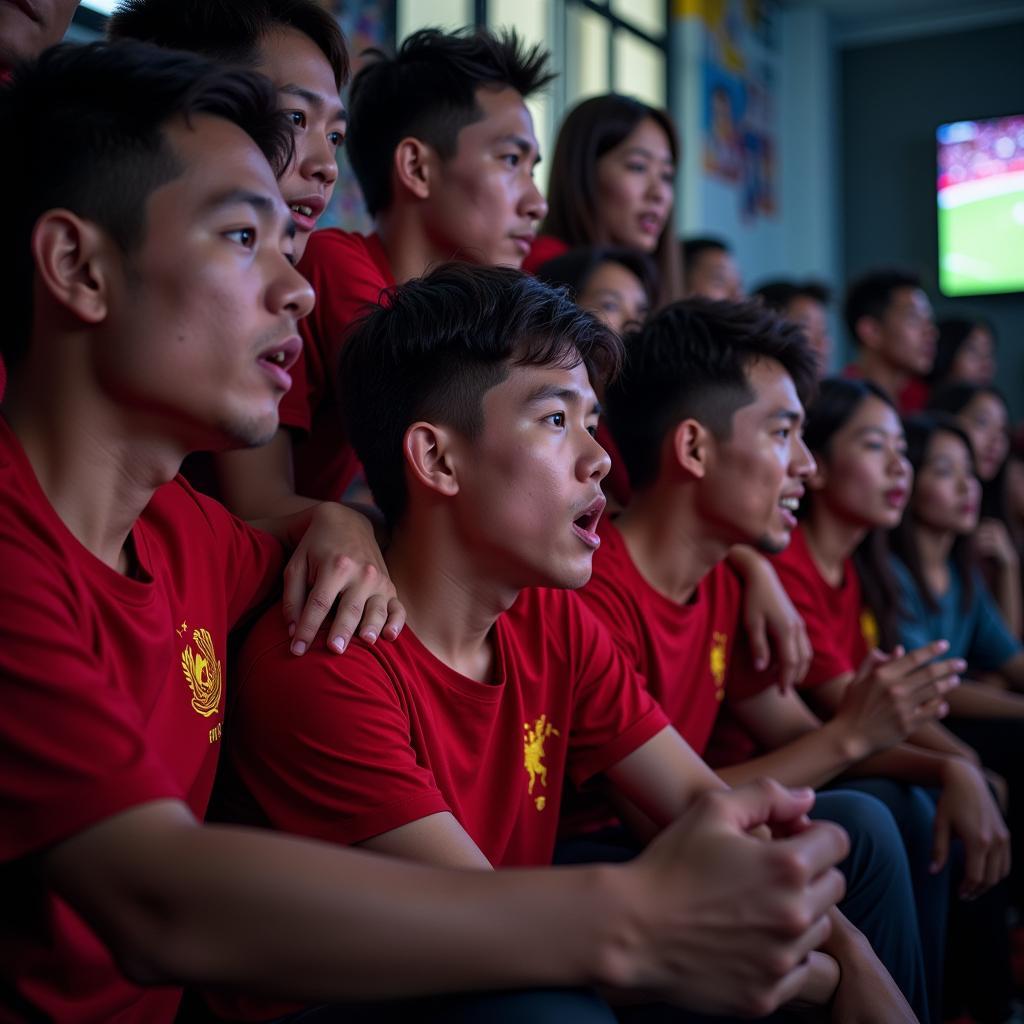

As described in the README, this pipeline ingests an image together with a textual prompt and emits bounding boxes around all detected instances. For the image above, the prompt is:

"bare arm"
[216,430,319,521]
[42,785,849,1018]
[946,678,1024,719]
[720,642,960,790]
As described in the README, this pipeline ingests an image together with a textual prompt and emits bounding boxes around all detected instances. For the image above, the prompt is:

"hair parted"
[0,40,293,369]
[339,263,621,527]
[605,297,818,492]
[108,0,349,88]
[843,267,922,344]
[542,94,682,307]
[347,27,553,217]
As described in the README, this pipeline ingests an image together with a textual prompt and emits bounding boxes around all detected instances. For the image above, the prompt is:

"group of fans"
[2,3,1022,1023]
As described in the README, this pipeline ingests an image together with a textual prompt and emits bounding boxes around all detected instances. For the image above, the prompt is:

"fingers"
[284,557,398,656]
[776,823,851,892]
[930,806,951,875]
[888,638,950,676]
[960,821,1011,900]
[715,778,818,834]
[747,612,771,673]
[321,562,392,654]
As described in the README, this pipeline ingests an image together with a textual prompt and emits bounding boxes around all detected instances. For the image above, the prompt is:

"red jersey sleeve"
[232,618,448,847]
[563,593,670,785]
[0,540,180,861]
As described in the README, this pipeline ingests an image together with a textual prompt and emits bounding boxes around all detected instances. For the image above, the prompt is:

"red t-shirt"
[284,229,395,501]
[211,583,668,1022]
[522,233,569,275]
[705,525,876,769]
[841,362,929,416]
[0,417,283,1024]
[580,520,743,757]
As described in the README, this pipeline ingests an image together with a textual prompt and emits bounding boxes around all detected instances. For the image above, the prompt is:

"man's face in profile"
[0,0,80,69]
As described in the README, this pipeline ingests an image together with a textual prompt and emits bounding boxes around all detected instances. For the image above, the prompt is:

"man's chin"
[755,530,792,556]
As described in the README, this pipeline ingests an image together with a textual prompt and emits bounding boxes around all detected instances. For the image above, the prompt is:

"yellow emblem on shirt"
[181,626,222,719]
[860,608,879,651]
[523,714,560,810]
[710,631,728,701]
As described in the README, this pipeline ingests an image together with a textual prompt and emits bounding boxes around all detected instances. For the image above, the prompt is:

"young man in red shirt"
[842,268,938,414]
[214,27,552,524]
[218,263,909,1021]
[576,299,971,1020]
[0,40,853,1024]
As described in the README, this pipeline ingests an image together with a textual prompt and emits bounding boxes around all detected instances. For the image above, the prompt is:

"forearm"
[947,681,1024,719]
[905,720,979,764]
[215,435,321,522]
[841,740,958,787]
[51,805,620,1001]
[718,718,867,791]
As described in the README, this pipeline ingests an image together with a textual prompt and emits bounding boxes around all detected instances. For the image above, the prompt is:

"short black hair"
[843,268,922,344]
[534,245,658,312]
[681,236,731,276]
[0,40,292,369]
[753,278,831,312]
[108,0,349,89]
[347,28,553,217]
[605,298,818,491]
[339,263,621,527]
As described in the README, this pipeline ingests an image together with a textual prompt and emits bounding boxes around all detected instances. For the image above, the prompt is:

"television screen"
[937,114,1024,297]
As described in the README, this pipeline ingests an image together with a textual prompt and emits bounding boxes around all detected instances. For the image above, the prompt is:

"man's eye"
[328,130,345,147]
[546,412,566,427]
[287,111,306,128]
[502,152,520,167]
[226,227,256,247]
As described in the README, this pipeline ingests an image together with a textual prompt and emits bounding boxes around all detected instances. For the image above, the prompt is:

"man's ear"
[855,314,883,353]
[393,137,434,202]
[405,421,460,499]
[671,418,711,480]
[31,210,112,325]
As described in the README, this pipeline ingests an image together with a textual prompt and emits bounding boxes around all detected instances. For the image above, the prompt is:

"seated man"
[211,26,552,520]
[577,298,964,1020]
[221,264,895,1021]
[842,268,937,414]
[0,40,850,1024]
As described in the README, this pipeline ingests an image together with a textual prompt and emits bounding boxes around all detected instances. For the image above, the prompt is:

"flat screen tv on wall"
[937,114,1024,297]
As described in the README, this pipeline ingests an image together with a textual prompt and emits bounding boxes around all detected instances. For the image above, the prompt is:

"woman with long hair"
[524,93,683,306]
[928,382,1021,634]
[767,379,1011,1023]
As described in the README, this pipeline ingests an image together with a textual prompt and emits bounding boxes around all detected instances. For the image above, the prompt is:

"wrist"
[830,716,870,764]
[584,863,651,992]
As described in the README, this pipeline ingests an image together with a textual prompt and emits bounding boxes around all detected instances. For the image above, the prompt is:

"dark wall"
[840,20,1024,417]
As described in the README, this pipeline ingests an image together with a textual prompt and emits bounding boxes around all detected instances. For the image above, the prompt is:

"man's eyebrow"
[202,188,296,239]
[767,408,803,424]
[497,133,542,163]
[278,84,347,123]
[854,425,901,441]
[202,188,277,217]
[525,383,602,415]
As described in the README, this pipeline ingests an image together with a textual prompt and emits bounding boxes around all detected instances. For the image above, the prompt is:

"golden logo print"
[523,714,560,810]
[859,608,879,652]
[710,631,728,700]
[181,626,223,718]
